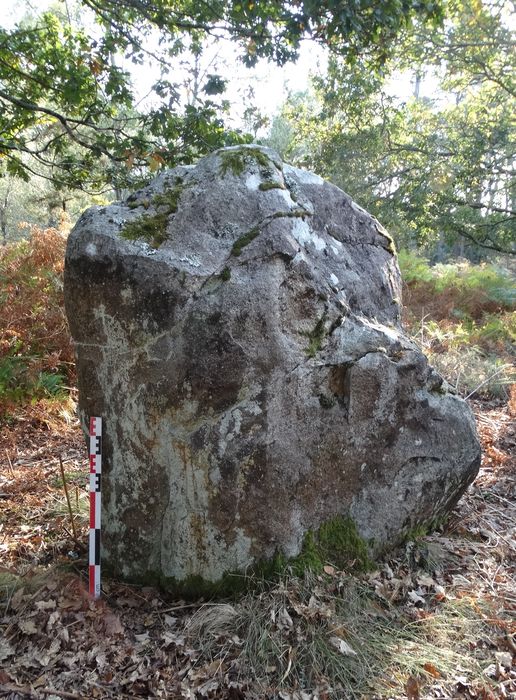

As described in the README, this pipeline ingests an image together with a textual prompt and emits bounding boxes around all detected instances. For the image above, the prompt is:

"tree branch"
[451,223,515,255]
[0,89,124,160]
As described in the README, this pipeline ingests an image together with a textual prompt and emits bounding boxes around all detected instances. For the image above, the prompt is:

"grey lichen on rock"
[64,144,481,594]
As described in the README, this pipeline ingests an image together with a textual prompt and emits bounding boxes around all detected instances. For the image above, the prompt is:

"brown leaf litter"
[0,393,514,699]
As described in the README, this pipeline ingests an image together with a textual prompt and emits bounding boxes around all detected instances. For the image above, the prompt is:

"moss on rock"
[231,226,260,256]
[319,394,336,409]
[115,515,371,600]
[120,212,169,248]
[402,514,448,544]
[259,181,286,192]
[271,207,310,220]
[303,314,327,358]
[219,147,277,177]
[315,516,371,570]
[151,181,186,213]
[120,179,187,248]
[376,226,396,255]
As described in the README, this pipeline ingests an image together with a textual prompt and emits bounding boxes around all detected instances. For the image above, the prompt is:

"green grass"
[425,345,514,398]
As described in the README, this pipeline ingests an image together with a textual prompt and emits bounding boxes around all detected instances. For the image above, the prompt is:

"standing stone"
[64,145,480,588]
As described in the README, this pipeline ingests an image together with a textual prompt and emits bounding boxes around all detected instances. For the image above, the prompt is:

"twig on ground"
[40,687,86,699]
[5,450,15,477]
[58,454,79,546]
[465,365,512,399]
[0,684,87,699]
[159,602,204,613]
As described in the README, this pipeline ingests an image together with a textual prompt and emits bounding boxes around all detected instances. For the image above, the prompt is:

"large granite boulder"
[64,145,480,588]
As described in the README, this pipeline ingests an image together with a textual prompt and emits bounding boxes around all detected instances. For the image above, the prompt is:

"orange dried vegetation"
[0,226,74,416]
[403,279,507,323]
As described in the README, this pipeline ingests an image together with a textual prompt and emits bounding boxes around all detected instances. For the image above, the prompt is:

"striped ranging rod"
[89,416,102,598]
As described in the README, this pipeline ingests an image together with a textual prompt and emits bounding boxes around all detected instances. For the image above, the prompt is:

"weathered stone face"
[64,145,480,587]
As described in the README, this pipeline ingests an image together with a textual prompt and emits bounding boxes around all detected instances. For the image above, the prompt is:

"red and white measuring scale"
[89,416,102,598]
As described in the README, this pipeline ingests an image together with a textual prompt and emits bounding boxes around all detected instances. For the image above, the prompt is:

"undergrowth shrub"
[0,226,74,418]
[399,250,515,398]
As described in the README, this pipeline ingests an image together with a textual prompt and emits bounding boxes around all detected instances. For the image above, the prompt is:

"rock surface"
[64,145,481,587]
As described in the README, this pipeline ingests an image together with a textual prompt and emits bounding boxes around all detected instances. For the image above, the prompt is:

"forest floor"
[0,392,514,700]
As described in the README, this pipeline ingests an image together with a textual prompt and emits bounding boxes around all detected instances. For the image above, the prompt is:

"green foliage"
[398,249,439,285]
[0,0,444,192]
[399,250,516,309]
[36,370,66,397]
[0,346,27,405]
[271,0,515,256]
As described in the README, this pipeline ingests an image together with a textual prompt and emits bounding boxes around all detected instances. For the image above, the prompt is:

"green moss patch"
[316,516,372,570]
[303,314,327,358]
[121,516,371,600]
[271,207,310,220]
[121,179,187,248]
[231,226,260,256]
[402,514,448,544]
[376,227,396,255]
[220,267,231,281]
[286,516,371,576]
[127,198,150,210]
[228,207,312,258]
[319,394,336,409]
[259,181,286,192]
[219,147,275,177]
[120,212,169,248]
[151,182,186,213]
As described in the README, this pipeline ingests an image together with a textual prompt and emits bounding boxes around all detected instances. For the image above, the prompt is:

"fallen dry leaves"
[0,392,514,699]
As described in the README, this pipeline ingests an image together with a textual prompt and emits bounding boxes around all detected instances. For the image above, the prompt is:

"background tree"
[0,0,444,193]
[0,165,106,244]
[270,0,515,257]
